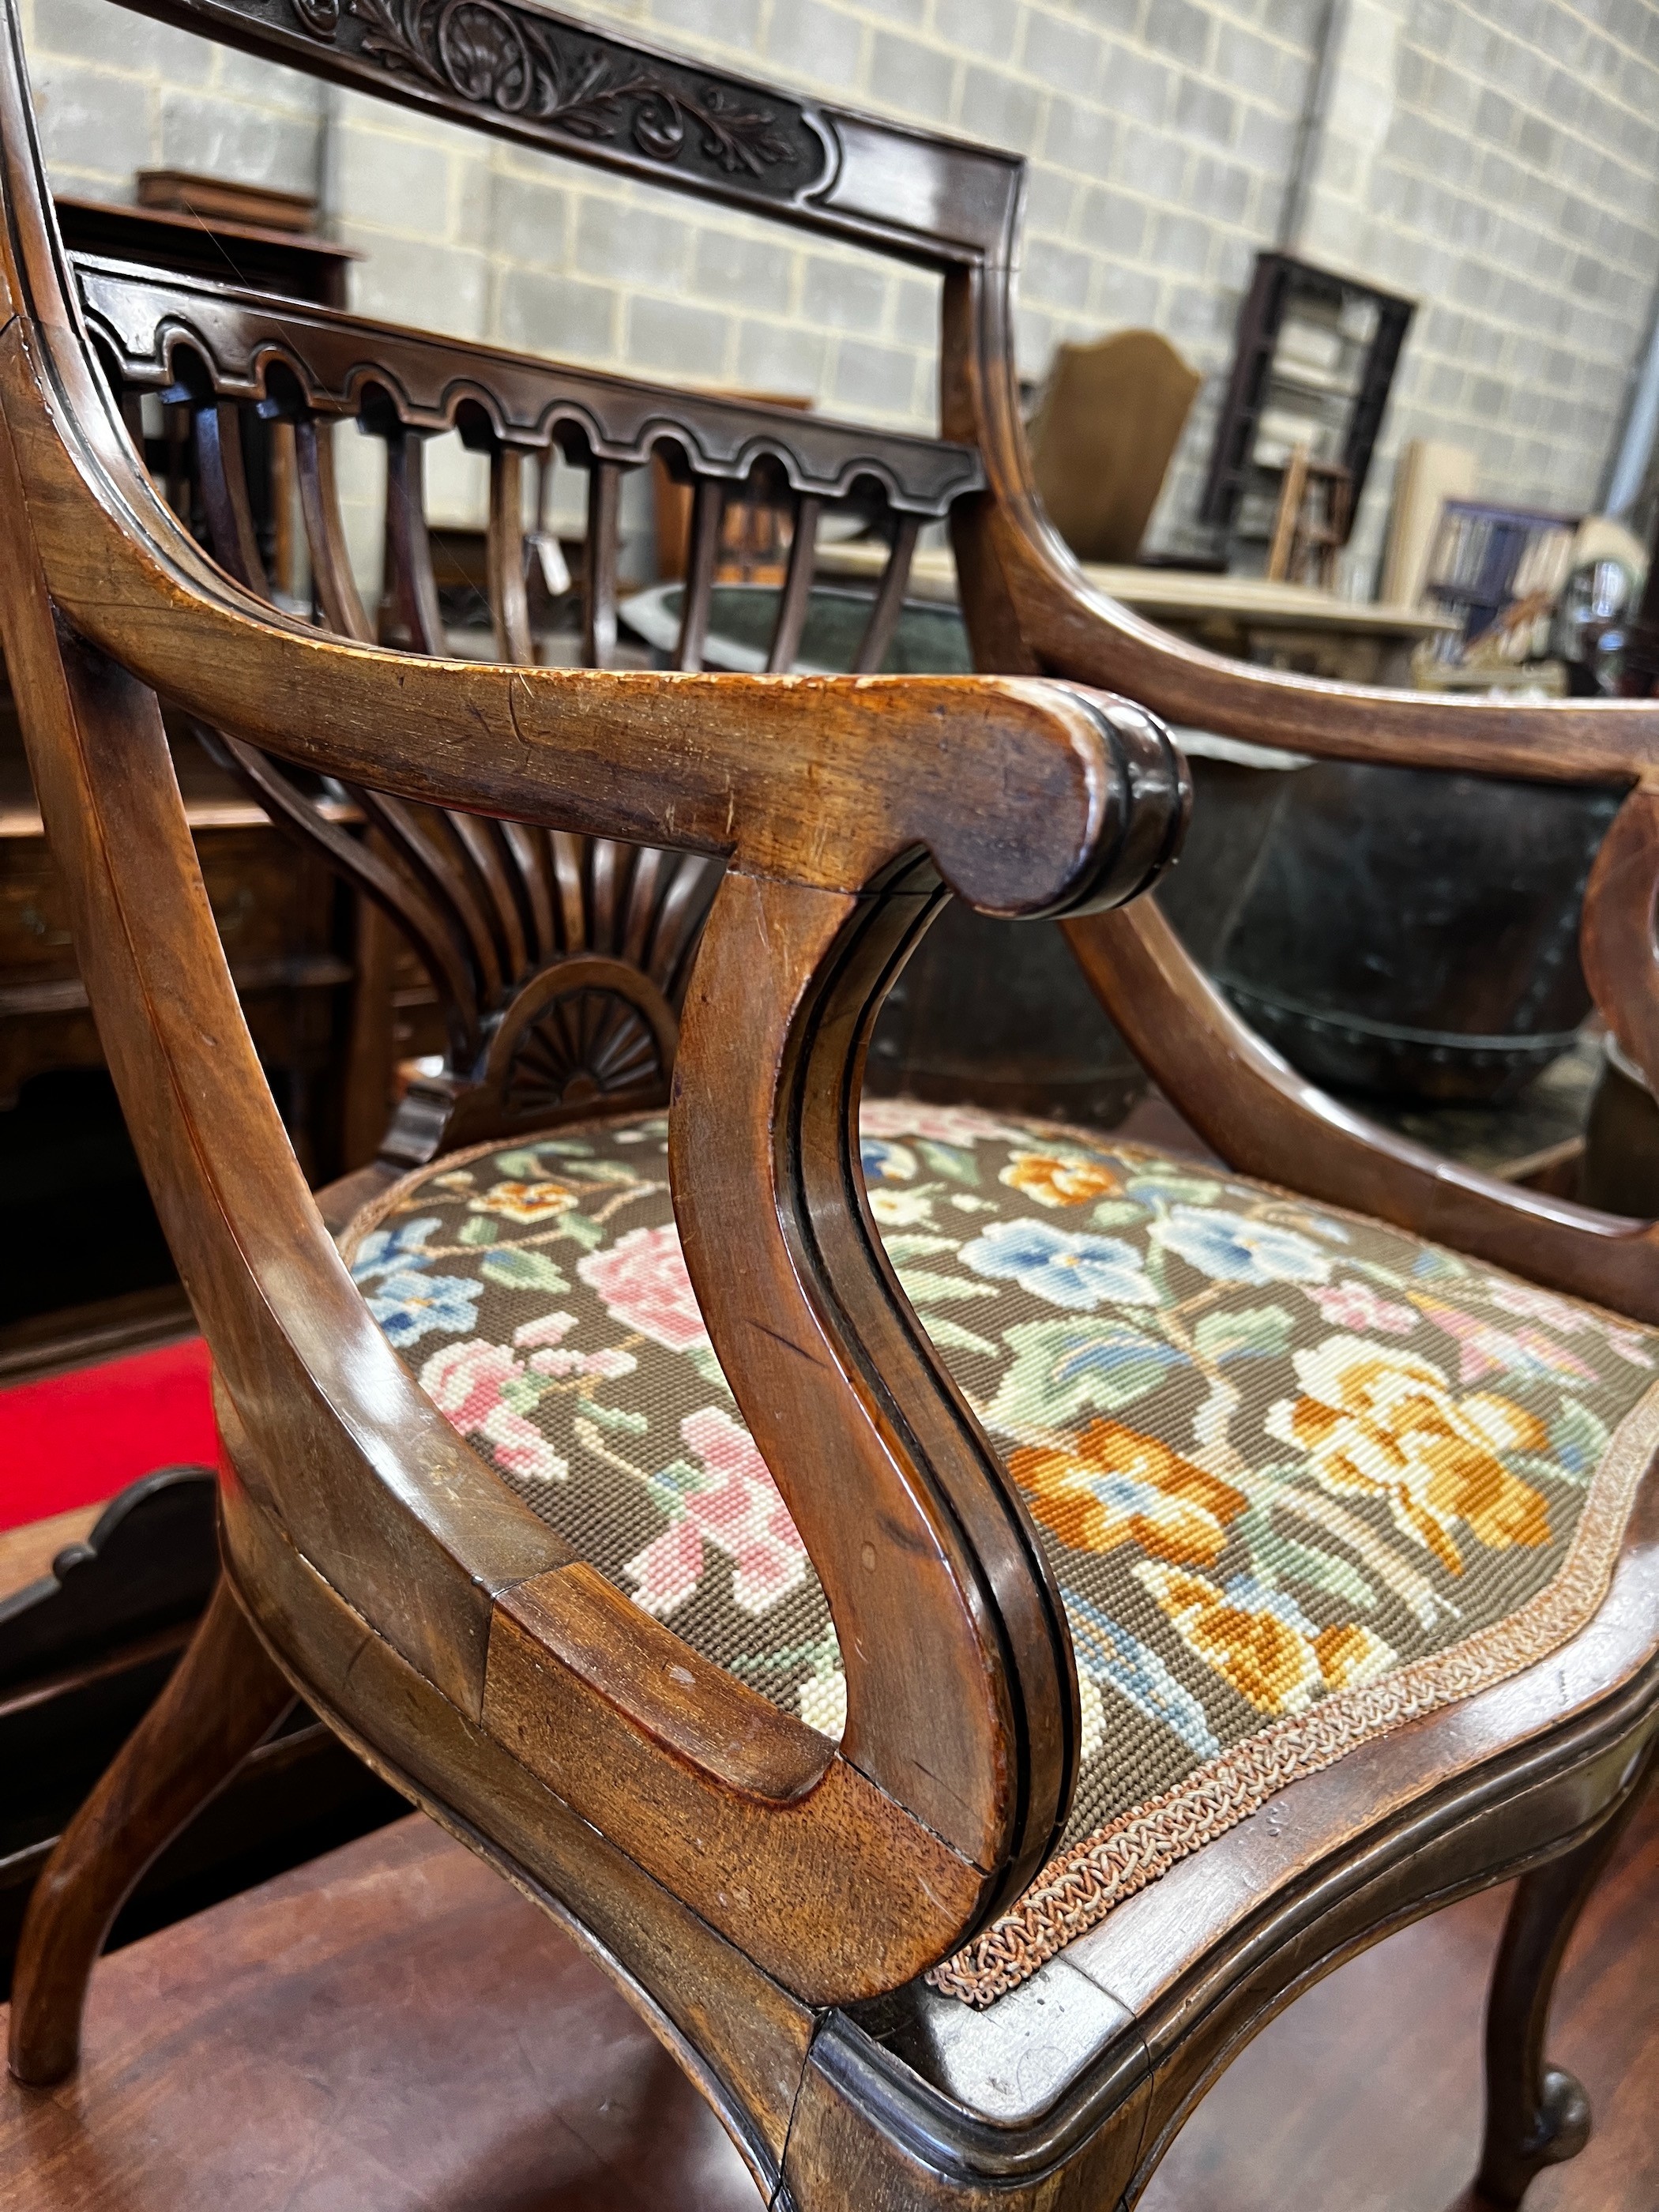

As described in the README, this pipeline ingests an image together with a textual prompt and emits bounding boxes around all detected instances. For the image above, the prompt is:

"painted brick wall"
[1299,0,1659,578]
[21,0,1659,591]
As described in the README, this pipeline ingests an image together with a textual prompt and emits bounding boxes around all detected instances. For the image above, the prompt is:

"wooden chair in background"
[1265,445,1352,587]
[1025,328,1202,566]
[4,8,1659,2210]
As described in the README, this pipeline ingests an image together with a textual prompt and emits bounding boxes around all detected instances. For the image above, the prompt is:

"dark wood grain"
[5,1791,1650,2212]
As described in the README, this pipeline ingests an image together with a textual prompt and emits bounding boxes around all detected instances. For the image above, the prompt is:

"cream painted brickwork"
[1301,0,1659,580]
[21,0,1659,591]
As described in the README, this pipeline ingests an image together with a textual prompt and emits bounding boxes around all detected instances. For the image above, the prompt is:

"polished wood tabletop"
[815,537,1462,634]
[2,1797,1652,2211]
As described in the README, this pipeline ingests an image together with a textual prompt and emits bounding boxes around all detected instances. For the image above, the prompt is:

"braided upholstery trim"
[930,1376,1659,2007]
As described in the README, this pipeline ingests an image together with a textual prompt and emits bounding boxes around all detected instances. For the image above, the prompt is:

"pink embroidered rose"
[624,1516,706,1618]
[577,1224,709,1352]
[623,1406,809,1620]
[1309,1280,1416,1336]
[1415,1299,1597,1386]
[1489,1279,1655,1366]
[511,1310,637,1381]
[418,1338,566,1484]
[857,1099,1025,1147]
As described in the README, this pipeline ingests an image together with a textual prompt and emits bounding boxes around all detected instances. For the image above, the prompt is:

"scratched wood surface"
[2,1793,1652,2212]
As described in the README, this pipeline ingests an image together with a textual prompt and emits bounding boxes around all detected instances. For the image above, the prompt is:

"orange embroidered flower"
[1313,1622,1394,1691]
[468,1179,577,1224]
[1000,1152,1123,1208]
[1135,1562,1396,1716]
[1009,1420,1247,1565]
[1267,1335,1551,1576]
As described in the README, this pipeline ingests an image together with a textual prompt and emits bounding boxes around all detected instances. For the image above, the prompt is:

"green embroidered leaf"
[881,1234,958,1264]
[559,1158,648,1185]
[481,1247,570,1292]
[646,1454,704,1507]
[583,1401,649,1436]
[555,1212,608,1252]
[499,1373,550,1416]
[1548,1398,1609,1480]
[687,1343,732,1395]
[1194,1304,1295,1361]
[1123,1171,1224,1206]
[984,1317,1184,1432]
[915,1139,980,1186]
[529,1138,596,1158]
[895,1270,996,1305]
[917,1315,999,1357]
[1242,1509,1379,1614]
[491,1148,550,1179]
[1089,1200,1146,1229]
[458,1216,500,1248]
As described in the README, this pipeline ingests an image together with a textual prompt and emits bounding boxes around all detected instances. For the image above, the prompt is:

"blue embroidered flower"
[361,1266,484,1348]
[961,1220,1158,1310]
[350,1215,443,1285]
[1152,1206,1332,1286]
[1066,1594,1217,1756]
[860,1137,916,1185]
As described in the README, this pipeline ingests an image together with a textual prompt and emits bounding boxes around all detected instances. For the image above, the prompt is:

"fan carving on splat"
[499,979,671,1117]
[396,953,686,1161]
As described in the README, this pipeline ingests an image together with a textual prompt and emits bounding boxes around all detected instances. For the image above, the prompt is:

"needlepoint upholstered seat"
[341,1105,1659,2008]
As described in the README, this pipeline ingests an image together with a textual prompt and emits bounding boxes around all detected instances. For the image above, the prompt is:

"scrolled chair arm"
[0,26,1189,2001]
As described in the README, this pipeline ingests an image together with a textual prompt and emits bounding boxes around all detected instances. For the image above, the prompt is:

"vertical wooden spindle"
[488,446,534,665]
[766,495,822,672]
[852,512,921,674]
[584,460,622,669]
[384,427,446,655]
[194,401,271,599]
[675,475,726,672]
[294,416,374,643]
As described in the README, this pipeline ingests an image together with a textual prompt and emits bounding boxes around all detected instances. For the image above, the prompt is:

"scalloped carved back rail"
[77,251,986,1160]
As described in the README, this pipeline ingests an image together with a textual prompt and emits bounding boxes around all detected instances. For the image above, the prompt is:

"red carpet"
[0,1337,217,1532]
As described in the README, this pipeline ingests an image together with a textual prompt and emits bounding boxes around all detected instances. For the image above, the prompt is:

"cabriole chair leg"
[7,1572,295,2087]
[1463,1753,1654,2210]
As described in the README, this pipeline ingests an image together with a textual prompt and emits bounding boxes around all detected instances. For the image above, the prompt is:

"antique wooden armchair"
[6,7,1659,2210]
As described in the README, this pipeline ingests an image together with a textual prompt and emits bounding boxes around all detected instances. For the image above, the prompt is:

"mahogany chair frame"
[3,8,1658,2210]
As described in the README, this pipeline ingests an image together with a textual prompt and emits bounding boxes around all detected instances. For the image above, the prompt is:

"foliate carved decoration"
[292,0,813,190]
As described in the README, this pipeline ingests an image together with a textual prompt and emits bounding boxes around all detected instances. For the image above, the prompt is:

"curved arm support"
[943,262,1659,787]
[1064,898,1659,1324]
[668,866,1077,1899]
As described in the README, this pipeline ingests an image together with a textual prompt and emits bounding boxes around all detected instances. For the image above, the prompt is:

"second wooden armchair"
[5,7,1659,2210]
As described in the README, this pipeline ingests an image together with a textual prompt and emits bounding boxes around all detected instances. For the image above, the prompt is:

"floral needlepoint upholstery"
[340,1104,1659,2004]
